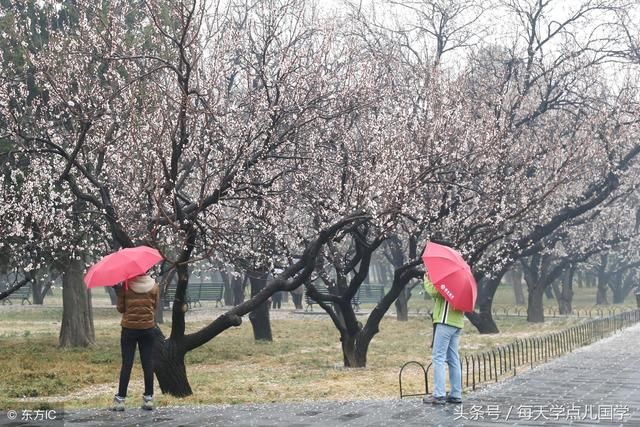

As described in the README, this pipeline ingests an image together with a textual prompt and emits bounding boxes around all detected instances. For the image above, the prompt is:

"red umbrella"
[422,241,477,312]
[84,246,163,288]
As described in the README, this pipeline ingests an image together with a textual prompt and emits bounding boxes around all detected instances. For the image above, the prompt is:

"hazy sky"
[311,0,633,82]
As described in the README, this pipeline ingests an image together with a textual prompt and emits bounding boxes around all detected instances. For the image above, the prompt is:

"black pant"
[118,327,155,398]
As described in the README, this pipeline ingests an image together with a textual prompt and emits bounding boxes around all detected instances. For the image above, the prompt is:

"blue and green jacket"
[424,278,464,329]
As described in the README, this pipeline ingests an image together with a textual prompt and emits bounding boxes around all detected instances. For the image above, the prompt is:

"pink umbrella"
[84,246,163,288]
[422,241,477,312]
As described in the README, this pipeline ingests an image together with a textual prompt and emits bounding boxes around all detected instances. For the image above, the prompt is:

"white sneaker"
[141,395,154,411]
[111,395,125,411]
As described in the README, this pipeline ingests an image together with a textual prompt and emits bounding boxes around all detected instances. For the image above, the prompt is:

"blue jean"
[432,323,462,399]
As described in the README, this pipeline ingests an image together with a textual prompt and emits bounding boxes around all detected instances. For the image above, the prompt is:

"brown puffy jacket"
[117,282,160,329]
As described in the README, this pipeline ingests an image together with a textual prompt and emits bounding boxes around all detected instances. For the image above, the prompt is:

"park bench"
[1,285,31,305]
[192,282,225,307]
[163,283,196,309]
[352,284,385,311]
[305,285,368,312]
[305,285,333,311]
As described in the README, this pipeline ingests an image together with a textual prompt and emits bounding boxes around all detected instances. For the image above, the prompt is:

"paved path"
[3,324,640,426]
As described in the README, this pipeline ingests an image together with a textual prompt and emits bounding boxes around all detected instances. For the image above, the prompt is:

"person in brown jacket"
[111,274,160,411]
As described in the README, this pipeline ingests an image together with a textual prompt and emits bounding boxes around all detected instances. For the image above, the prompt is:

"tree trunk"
[510,269,526,305]
[612,289,626,304]
[291,286,304,310]
[596,280,608,305]
[341,333,368,367]
[106,286,118,305]
[394,287,410,321]
[342,334,357,367]
[466,304,499,333]
[555,265,574,314]
[333,295,367,368]
[31,277,46,305]
[380,262,393,284]
[544,284,554,299]
[155,295,164,324]
[466,275,501,334]
[575,270,583,288]
[221,272,233,306]
[611,273,626,304]
[249,273,272,341]
[156,268,176,324]
[527,285,545,323]
[59,258,95,347]
[521,255,545,322]
[368,263,379,284]
[152,328,192,397]
[232,274,246,306]
[596,255,609,305]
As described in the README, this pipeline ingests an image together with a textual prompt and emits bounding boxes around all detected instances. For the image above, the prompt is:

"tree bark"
[522,254,545,322]
[221,271,233,306]
[156,268,176,325]
[152,328,192,397]
[576,270,584,288]
[466,275,501,334]
[523,254,569,322]
[508,268,526,305]
[248,273,272,341]
[527,285,545,322]
[394,286,410,321]
[232,273,246,306]
[330,296,367,368]
[291,283,304,310]
[106,287,118,305]
[612,289,626,304]
[341,332,368,367]
[153,255,194,395]
[31,277,46,305]
[544,285,554,300]
[59,258,95,347]
[596,255,609,305]
[554,264,574,314]
[611,273,626,304]
[341,334,359,367]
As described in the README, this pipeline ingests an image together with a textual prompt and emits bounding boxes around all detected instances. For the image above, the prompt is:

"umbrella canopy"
[422,241,477,312]
[84,246,163,288]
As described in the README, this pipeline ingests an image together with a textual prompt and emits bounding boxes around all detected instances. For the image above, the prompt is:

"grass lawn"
[0,298,589,411]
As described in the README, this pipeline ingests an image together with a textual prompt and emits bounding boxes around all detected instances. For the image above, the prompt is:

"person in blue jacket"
[424,277,463,404]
